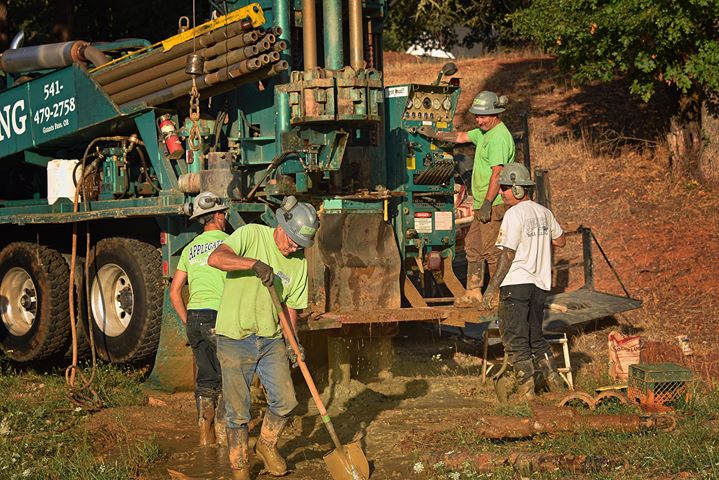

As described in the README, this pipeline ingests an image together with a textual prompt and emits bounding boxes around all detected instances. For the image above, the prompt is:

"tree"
[384,0,527,52]
[511,0,719,184]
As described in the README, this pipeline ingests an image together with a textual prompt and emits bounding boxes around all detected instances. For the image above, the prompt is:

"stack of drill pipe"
[96,25,287,109]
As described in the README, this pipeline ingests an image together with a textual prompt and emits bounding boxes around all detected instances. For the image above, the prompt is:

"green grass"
[0,360,159,480]
[420,385,719,479]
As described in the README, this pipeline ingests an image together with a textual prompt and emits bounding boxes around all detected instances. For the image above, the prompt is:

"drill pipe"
[255,37,273,53]
[93,23,256,85]
[121,57,265,109]
[101,32,260,95]
[204,44,260,72]
[273,40,288,52]
[199,60,288,99]
[109,43,268,105]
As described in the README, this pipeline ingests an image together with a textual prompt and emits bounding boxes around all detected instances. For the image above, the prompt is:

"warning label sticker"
[414,212,432,233]
[434,211,453,230]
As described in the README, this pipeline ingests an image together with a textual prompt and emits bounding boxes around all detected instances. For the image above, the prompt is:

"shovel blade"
[323,441,370,480]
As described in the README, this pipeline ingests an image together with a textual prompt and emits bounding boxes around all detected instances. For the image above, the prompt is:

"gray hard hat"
[276,196,320,248]
[468,91,508,115]
[189,191,228,220]
[499,163,535,187]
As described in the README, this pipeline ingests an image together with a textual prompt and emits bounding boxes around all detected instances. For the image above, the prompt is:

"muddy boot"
[514,359,536,400]
[493,369,514,404]
[227,427,251,480]
[455,261,485,307]
[215,394,227,447]
[196,396,216,446]
[537,353,565,392]
[255,410,289,476]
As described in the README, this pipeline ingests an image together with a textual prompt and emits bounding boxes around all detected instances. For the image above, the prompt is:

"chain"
[188,77,202,152]
[187,0,202,153]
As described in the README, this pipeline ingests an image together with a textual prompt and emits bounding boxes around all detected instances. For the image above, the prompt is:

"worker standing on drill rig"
[418,91,516,306]
[482,164,566,399]
[208,196,319,480]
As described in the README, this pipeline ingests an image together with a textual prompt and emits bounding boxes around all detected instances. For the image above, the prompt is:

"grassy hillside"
[384,50,719,382]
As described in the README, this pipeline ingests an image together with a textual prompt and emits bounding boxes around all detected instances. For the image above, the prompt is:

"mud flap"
[145,289,195,392]
[306,212,401,312]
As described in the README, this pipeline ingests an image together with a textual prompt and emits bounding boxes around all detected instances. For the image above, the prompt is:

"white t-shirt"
[495,200,563,291]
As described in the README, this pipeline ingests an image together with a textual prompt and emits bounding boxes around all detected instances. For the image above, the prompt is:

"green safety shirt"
[215,224,308,340]
[467,122,516,208]
[177,230,229,310]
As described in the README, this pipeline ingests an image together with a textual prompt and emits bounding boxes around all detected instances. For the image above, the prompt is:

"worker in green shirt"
[418,90,516,307]
[208,196,319,480]
[170,191,230,446]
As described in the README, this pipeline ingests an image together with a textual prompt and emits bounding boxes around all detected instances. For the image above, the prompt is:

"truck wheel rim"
[0,267,37,336]
[91,263,134,337]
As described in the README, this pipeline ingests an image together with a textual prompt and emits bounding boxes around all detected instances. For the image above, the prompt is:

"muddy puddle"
[90,326,499,479]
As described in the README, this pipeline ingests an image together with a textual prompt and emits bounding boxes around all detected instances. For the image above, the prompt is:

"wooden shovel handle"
[267,286,332,416]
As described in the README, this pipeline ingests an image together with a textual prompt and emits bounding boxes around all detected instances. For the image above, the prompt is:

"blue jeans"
[186,309,221,399]
[217,334,297,429]
[498,283,551,364]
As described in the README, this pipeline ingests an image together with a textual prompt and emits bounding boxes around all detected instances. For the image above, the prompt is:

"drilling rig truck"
[0,0,640,388]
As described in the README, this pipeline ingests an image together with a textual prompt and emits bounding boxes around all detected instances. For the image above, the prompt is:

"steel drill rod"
[204,44,259,72]
[94,24,257,85]
[110,45,267,105]
[102,33,260,95]
[273,40,288,52]
[200,60,288,99]
[121,57,264,108]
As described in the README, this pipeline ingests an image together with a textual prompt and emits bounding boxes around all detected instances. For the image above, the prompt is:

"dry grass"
[385,50,719,383]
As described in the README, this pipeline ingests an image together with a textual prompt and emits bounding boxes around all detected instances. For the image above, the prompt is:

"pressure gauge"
[442,97,452,110]
[422,96,432,109]
[412,96,422,109]
[432,98,441,110]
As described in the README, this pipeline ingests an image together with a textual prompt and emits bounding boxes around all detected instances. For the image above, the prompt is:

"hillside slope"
[384,51,719,379]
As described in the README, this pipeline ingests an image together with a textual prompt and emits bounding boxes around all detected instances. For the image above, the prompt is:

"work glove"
[286,340,305,369]
[482,284,498,310]
[477,199,493,223]
[417,125,438,139]
[251,260,274,287]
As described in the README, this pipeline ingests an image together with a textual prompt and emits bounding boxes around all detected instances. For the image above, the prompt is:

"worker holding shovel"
[208,196,319,480]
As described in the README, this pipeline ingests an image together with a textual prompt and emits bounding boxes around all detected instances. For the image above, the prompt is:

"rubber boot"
[255,410,289,476]
[514,359,536,400]
[215,394,228,447]
[537,353,565,392]
[227,427,251,480]
[455,261,485,307]
[196,396,216,446]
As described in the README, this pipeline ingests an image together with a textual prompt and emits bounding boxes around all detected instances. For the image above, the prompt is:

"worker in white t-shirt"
[482,163,566,400]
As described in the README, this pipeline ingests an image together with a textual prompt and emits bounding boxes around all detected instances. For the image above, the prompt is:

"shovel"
[267,284,370,480]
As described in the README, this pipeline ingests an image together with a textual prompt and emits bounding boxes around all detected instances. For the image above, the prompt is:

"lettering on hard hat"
[0,99,27,141]
[298,225,317,236]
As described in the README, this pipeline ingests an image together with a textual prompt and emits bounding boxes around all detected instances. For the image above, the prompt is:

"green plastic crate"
[627,363,692,407]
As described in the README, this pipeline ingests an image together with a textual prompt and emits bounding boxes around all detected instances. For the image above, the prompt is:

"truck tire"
[0,242,71,362]
[87,238,163,364]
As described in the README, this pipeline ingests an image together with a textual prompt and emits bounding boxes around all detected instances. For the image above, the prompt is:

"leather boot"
[537,353,565,392]
[255,410,289,476]
[215,394,228,447]
[455,261,485,307]
[196,396,216,446]
[514,359,536,400]
[227,427,251,480]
